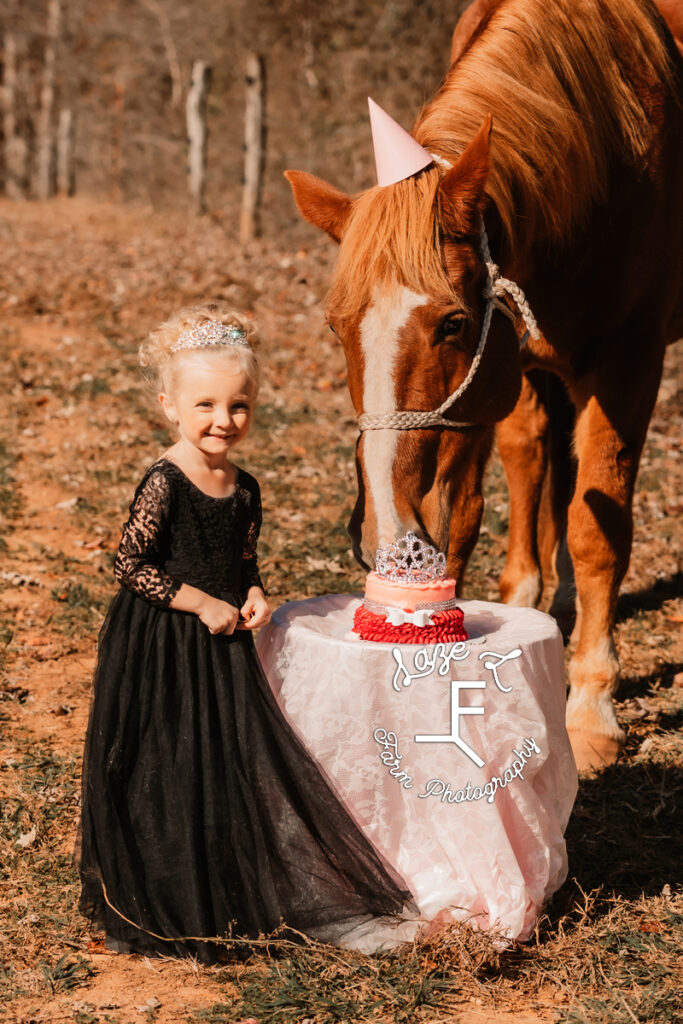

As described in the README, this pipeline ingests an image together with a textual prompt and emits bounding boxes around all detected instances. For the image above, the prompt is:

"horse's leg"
[565,350,663,770]
[497,371,548,609]
[539,374,576,637]
[546,528,576,638]
[498,371,577,633]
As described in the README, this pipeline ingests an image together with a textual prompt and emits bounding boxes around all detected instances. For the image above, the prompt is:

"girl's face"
[160,353,255,457]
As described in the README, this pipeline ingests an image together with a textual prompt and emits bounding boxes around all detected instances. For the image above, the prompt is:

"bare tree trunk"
[186,60,211,215]
[56,107,74,195]
[35,0,61,200]
[140,0,182,109]
[240,53,264,245]
[2,32,27,199]
[111,81,125,202]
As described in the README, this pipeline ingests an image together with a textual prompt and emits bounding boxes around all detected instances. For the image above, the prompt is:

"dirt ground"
[0,199,681,1024]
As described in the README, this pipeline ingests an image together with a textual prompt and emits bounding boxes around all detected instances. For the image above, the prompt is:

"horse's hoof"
[568,729,622,772]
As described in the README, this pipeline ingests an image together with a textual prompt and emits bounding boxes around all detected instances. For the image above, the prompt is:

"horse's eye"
[437,313,466,342]
[327,321,338,338]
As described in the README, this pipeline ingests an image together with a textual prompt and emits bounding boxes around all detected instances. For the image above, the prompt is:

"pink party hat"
[368,97,434,187]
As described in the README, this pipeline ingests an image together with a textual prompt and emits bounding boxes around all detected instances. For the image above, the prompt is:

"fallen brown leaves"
[0,198,681,1024]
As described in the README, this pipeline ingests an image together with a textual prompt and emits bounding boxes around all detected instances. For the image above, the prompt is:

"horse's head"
[286,119,524,577]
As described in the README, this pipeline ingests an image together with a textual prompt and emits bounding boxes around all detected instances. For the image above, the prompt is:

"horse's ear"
[284,170,353,243]
[438,115,492,237]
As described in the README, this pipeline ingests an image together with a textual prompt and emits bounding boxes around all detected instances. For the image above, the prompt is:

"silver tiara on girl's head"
[170,320,252,354]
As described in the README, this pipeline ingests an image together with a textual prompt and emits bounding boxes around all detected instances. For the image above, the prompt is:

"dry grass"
[0,199,681,1024]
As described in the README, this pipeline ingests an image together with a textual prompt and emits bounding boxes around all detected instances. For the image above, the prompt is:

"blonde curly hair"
[140,303,260,395]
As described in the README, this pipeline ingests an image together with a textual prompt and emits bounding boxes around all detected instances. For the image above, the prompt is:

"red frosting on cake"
[353,603,468,645]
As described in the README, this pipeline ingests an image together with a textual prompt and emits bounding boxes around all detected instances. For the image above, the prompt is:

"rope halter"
[357,219,540,432]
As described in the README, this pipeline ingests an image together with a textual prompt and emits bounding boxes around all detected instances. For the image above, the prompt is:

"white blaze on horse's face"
[359,283,428,551]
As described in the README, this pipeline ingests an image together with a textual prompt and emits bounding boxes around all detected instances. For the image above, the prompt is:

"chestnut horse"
[286,0,683,770]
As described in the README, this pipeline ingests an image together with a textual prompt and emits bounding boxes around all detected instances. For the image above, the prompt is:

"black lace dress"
[79,459,411,961]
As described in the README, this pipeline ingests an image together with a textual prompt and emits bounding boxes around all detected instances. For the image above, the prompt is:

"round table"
[257,594,577,942]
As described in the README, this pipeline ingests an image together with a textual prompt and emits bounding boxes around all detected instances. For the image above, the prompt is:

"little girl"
[79,303,412,961]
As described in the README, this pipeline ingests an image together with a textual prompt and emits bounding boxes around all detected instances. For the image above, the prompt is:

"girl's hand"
[238,587,271,630]
[198,595,240,635]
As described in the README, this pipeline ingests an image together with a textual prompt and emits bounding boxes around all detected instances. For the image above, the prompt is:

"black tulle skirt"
[79,588,411,961]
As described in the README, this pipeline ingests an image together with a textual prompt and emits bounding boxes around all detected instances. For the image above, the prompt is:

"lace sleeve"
[114,469,182,608]
[240,482,265,593]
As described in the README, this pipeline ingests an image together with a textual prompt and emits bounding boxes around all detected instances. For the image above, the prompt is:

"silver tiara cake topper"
[375,531,447,583]
[171,319,252,354]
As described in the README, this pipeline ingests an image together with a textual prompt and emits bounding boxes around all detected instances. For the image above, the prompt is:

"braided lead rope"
[432,153,538,337]
[479,223,540,342]
[358,218,539,432]
[358,408,475,429]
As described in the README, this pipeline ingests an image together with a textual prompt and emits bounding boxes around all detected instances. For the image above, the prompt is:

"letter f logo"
[414,680,486,767]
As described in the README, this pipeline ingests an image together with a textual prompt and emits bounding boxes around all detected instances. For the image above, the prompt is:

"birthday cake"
[353,533,467,644]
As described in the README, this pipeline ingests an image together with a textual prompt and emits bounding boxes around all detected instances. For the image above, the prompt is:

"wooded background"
[1,0,470,234]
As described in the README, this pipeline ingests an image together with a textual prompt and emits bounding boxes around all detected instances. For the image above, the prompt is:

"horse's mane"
[329,168,449,317]
[332,0,676,315]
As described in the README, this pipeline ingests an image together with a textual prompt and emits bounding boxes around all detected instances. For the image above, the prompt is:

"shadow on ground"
[616,571,683,623]
[550,760,681,915]
[618,659,683,701]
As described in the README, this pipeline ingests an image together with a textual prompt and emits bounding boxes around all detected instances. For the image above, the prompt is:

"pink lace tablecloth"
[257,594,577,942]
